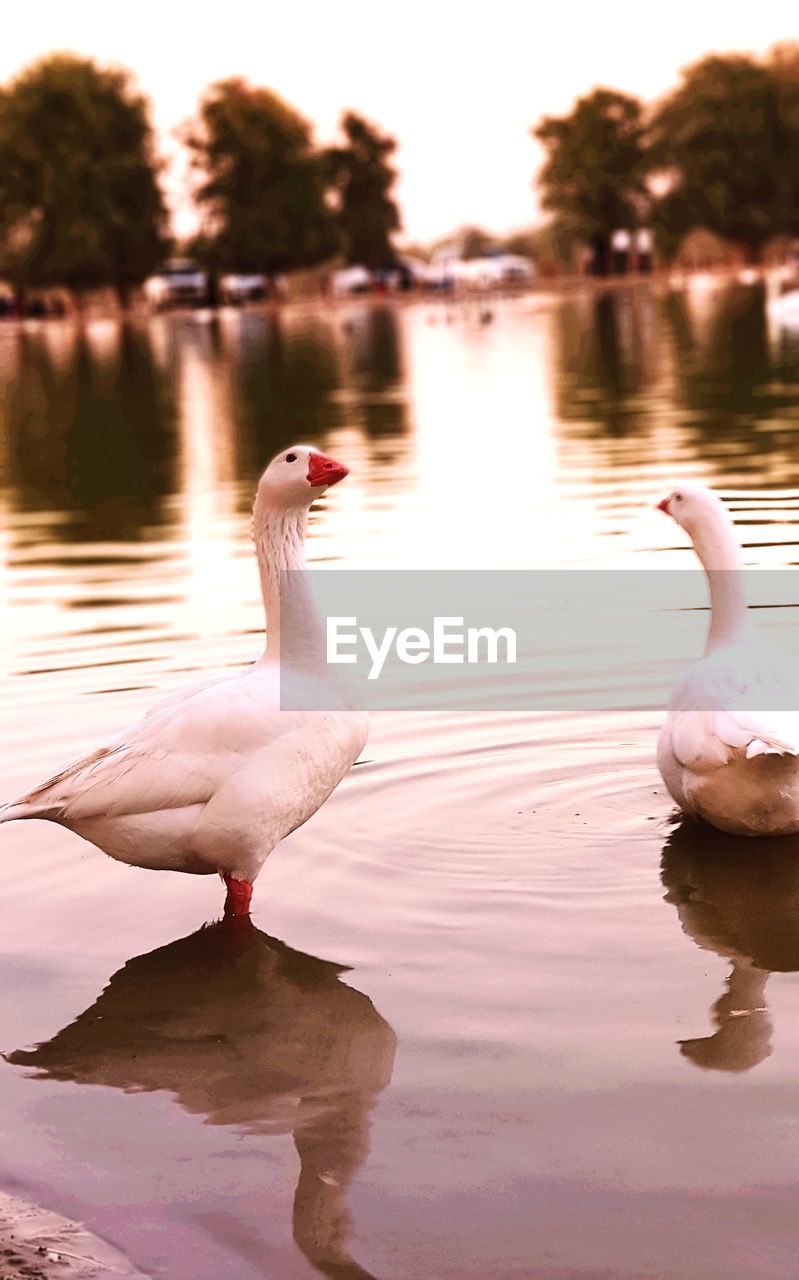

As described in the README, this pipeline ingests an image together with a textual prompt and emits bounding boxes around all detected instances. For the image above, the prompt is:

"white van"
[144,259,208,309]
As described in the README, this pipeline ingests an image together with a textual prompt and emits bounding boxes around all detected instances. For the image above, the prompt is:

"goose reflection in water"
[6,921,396,1280]
[662,820,799,1073]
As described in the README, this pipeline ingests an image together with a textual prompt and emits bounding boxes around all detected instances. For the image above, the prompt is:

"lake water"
[2,284,799,1279]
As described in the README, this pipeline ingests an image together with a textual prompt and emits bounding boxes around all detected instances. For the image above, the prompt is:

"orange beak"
[307,451,349,488]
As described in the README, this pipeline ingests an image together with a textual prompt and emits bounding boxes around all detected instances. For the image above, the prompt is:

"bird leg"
[223,874,253,919]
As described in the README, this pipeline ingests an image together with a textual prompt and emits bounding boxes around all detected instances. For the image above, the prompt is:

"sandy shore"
[0,1192,147,1279]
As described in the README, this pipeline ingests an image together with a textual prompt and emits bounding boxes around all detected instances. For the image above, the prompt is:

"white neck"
[689,507,750,652]
[254,505,309,663]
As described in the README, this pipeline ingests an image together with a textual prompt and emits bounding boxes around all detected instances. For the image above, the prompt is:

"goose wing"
[668,646,799,772]
[3,670,295,822]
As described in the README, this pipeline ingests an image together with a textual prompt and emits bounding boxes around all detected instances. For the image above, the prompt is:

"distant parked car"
[220,274,269,305]
[395,256,453,291]
[492,254,536,284]
[331,265,373,296]
[144,259,208,309]
[450,255,535,290]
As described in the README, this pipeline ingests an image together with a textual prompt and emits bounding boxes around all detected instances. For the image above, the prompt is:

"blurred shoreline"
[0,264,792,328]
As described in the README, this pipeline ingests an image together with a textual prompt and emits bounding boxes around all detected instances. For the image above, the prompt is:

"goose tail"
[0,800,41,824]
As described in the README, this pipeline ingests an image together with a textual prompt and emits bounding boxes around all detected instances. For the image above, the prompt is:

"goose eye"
[285,453,297,463]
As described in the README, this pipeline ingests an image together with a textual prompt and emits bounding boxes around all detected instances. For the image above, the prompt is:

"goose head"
[655,481,731,538]
[256,444,349,511]
[655,479,746,644]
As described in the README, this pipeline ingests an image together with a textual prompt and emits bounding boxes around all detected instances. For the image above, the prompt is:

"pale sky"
[2,0,798,242]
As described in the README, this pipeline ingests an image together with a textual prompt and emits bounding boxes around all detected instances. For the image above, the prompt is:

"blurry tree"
[650,54,799,262]
[502,224,582,274]
[324,112,400,268]
[533,89,650,275]
[427,226,498,261]
[397,241,431,262]
[459,226,499,259]
[0,54,169,308]
[187,79,337,284]
[768,43,799,240]
[499,228,539,259]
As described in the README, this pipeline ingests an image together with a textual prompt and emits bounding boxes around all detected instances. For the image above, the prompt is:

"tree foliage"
[0,54,169,300]
[649,54,799,261]
[324,112,400,268]
[533,90,650,273]
[767,43,799,239]
[457,226,497,260]
[187,79,337,277]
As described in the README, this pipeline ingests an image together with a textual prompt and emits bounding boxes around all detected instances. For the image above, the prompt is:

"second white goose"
[657,481,799,836]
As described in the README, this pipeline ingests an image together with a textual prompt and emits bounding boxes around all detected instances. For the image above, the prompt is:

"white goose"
[0,446,368,917]
[657,481,799,836]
